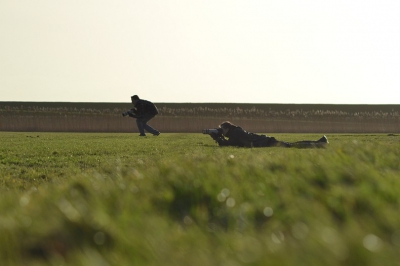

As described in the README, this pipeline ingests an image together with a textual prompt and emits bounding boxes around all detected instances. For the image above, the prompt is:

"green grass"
[1,132,400,265]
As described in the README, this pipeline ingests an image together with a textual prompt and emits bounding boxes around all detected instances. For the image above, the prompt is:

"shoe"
[139,134,146,137]
[318,135,329,144]
[153,132,161,136]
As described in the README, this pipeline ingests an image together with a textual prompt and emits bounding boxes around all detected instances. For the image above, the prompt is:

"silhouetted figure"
[209,121,328,148]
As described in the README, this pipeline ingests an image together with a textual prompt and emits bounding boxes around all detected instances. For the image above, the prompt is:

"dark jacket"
[213,126,276,147]
[133,99,159,117]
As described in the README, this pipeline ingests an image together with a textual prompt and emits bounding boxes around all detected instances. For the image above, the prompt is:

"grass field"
[1,132,400,265]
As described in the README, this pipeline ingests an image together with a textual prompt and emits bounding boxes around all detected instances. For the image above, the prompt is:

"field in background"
[1,102,399,133]
[1,132,400,265]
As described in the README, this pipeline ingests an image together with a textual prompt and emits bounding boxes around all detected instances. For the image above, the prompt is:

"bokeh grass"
[1,132,400,265]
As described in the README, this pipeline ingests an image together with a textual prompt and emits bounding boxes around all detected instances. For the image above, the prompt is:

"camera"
[202,128,223,136]
[122,110,136,117]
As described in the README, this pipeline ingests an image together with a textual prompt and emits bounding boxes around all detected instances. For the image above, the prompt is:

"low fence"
[1,115,399,133]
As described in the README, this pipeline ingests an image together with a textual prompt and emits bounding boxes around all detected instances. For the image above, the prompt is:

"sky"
[1,1,399,104]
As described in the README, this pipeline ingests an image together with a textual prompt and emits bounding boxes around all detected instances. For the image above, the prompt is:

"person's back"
[223,126,250,147]
[226,127,277,147]
[134,99,159,116]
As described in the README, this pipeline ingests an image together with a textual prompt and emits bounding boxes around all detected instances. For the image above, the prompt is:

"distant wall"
[1,102,399,133]
[1,115,399,133]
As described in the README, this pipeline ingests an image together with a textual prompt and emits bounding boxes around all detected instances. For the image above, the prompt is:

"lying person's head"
[219,121,237,136]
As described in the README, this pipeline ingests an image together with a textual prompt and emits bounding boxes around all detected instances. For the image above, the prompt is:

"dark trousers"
[266,137,326,148]
[136,115,159,135]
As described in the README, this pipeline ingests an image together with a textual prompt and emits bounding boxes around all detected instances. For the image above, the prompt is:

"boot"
[291,135,329,149]
[317,135,329,144]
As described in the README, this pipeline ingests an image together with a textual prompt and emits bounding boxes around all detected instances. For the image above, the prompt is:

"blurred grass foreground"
[1,132,400,265]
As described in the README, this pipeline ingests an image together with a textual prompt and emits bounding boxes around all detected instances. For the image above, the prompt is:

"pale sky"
[1,1,399,104]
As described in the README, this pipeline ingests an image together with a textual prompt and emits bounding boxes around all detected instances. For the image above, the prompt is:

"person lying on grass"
[209,121,328,148]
